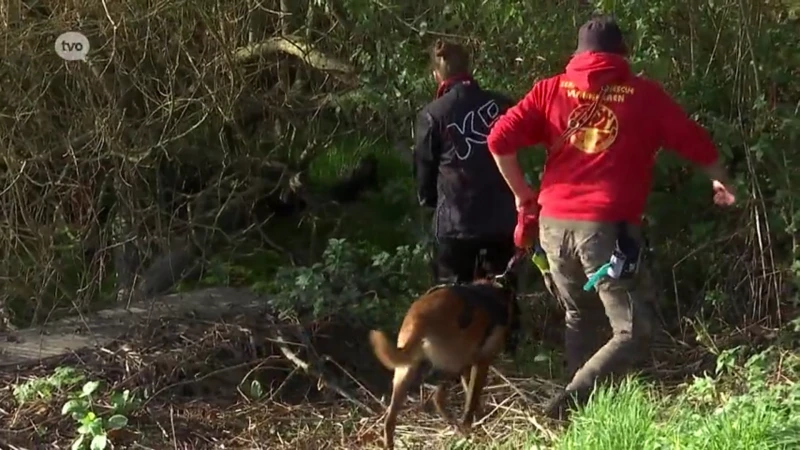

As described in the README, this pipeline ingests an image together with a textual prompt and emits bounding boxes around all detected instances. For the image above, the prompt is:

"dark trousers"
[432,236,516,285]
[432,235,521,353]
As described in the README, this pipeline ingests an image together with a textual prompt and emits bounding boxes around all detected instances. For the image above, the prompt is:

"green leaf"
[82,411,97,424]
[250,380,264,399]
[88,418,104,435]
[62,399,83,416]
[90,434,108,450]
[82,381,100,397]
[71,435,86,450]
[106,414,129,430]
[109,392,123,409]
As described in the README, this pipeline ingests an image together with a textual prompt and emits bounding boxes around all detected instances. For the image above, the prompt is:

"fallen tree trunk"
[232,35,356,76]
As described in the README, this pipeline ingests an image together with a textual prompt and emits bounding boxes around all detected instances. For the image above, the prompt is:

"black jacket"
[413,77,516,240]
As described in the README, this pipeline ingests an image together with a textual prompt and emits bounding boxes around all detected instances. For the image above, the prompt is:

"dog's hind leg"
[384,364,418,450]
[428,367,460,424]
[462,326,505,424]
[460,368,485,421]
[432,379,453,423]
[461,361,489,430]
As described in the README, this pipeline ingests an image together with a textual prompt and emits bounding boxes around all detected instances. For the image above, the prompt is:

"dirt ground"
[0,295,720,450]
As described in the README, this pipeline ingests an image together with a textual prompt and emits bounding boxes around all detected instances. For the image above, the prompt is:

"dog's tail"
[368,329,421,370]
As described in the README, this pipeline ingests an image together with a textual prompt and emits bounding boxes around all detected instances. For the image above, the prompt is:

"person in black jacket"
[413,40,518,286]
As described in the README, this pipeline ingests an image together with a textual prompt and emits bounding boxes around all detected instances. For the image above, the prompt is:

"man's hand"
[491,152,540,248]
[701,161,735,206]
[514,199,539,249]
[712,180,736,206]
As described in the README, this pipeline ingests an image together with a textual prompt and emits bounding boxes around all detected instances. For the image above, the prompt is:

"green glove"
[531,244,550,274]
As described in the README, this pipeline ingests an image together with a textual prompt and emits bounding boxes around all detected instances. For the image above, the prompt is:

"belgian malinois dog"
[368,274,520,450]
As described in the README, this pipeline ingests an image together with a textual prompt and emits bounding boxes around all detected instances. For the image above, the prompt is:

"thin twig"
[269,327,376,414]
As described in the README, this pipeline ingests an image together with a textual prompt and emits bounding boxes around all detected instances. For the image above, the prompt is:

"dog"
[368,275,521,450]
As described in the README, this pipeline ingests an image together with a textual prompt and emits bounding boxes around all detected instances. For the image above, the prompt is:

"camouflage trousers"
[539,217,658,396]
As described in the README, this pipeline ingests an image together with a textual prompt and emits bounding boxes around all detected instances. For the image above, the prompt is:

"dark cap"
[576,15,626,55]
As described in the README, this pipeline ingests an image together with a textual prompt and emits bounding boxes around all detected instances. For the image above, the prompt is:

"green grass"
[440,347,800,450]
[557,379,661,450]
[484,360,800,450]
[561,376,800,450]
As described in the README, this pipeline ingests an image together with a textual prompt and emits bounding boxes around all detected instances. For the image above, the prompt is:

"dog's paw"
[475,403,486,420]
[454,422,472,437]
[443,418,464,435]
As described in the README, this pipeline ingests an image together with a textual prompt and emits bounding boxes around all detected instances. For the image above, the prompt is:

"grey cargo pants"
[539,217,657,397]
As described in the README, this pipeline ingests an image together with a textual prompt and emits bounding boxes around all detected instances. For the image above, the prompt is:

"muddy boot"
[543,389,570,420]
[543,387,590,421]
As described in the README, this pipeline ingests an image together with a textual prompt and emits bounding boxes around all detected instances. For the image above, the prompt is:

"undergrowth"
[264,238,429,327]
[482,346,800,450]
[4,0,800,448]
[182,236,429,329]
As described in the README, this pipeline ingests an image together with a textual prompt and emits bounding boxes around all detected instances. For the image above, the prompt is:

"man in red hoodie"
[487,15,736,419]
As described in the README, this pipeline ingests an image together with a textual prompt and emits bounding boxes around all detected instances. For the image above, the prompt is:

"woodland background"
[1,0,799,448]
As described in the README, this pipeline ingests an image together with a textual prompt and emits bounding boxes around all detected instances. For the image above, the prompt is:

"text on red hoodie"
[487,52,719,224]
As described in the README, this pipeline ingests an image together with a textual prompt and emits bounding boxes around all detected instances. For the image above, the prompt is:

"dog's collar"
[424,283,451,295]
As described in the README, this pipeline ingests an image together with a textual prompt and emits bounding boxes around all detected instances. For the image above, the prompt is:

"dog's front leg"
[460,369,485,421]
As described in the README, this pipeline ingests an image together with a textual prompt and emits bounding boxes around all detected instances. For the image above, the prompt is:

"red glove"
[513,199,540,250]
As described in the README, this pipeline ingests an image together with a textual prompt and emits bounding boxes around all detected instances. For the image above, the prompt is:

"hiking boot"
[543,390,571,420]
[543,388,587,421]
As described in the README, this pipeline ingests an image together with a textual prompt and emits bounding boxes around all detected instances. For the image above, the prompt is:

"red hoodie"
[488,52,719,224]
